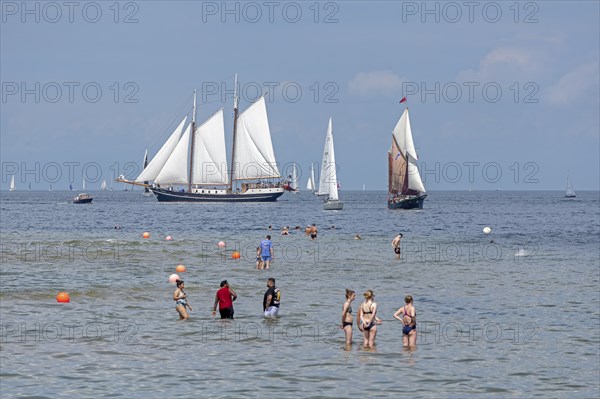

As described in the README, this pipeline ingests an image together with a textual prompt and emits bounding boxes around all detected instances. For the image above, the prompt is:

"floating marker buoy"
[483,226,492,234]
[231,251,240,259]
[175,264,186,273]
[165,235,173,241]
[169,273,180,283]
[142,232,150,239]
[56,292,70,303]
[218,241,225,248]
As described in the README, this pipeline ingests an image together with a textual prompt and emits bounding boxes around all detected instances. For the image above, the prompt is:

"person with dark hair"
[341,289,356,346]
[392,233,403,259]
[259,235,274,269]
[357,289,382,348]
[212,280,237,319]
[263,278,281,317]
[394,295,417,347]
[173,280,192,320]
[309,224,318,240]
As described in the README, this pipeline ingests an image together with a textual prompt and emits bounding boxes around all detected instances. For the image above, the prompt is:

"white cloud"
[348,70,404,95]
[457,46,540,82]
[544,62,600,106]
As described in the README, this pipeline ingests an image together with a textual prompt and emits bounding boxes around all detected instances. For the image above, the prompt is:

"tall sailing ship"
[388,107,427,209]
[118,76,284,202]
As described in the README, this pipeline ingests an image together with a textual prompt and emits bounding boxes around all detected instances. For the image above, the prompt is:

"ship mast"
[188,89,197,193]
[229,74,239,192]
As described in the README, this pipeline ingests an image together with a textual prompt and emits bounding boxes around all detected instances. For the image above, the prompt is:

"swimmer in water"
[393,295,417,347]
[173,279,192,320]
[341,289,356,346]
[357,289,382,348]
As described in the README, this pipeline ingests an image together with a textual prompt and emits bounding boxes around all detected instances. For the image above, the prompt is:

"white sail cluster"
[136,95,280,187]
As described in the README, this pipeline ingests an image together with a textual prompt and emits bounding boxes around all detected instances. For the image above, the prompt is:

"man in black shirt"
[263,277,280,317]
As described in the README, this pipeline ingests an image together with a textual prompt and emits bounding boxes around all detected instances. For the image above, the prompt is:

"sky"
[1,0,599,191]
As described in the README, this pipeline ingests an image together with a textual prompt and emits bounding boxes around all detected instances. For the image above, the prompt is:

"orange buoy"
[56,292,70,303]
[231,251,241,259]
[175,264,186,273]
[142,232,150,239]
[218,241,226,248]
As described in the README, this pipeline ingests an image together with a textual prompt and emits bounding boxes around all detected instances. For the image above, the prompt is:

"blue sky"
[1,1,599,190]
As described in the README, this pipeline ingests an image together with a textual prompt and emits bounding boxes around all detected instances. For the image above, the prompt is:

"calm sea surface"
[1,190,599,398]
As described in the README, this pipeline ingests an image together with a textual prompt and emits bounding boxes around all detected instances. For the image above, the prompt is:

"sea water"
[1,190,599,398]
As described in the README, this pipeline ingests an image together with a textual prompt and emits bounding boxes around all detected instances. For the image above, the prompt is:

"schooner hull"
[387,194,427,209]
[150,188,284,202]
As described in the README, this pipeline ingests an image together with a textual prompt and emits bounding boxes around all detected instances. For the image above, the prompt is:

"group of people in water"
[173,230,415,348]
[174,278,281,320]
[342,290,417,348]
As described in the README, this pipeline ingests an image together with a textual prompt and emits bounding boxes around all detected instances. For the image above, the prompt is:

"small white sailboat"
[318,118,343,210]
[306,164,316,193]
[362,184,366,191]
[565,176,576,198]
[101,180,107,191]
[82,178,86,191]
[290,163,299,193]
[9,175,15,191]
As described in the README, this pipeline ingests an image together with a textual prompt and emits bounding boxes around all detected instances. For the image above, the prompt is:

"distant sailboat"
[82,178,86,191]
[362,184,366,191]
[318,118,343,210]
[388,106,427,209]
[101,180,107,191]
[290,163,299,193]
[565,176,576,198]
[9,175,15,191]
[49,184,52,191]
[306,164,316,194]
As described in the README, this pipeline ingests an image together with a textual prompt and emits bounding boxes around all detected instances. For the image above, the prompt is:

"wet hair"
[268,277,275,285]
[176,279,184,287]
[405,295,413,304]
[363,290,374,300]
[345,289,355,299]
[220,280,228,287]
[399,233,403,237]
[266,235,271,239]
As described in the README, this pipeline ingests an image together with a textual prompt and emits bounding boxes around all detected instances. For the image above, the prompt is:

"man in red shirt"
[212,280,237,319]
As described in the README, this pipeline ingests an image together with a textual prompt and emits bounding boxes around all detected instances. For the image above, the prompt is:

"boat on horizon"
[73,193,93,204]
[306,163,316,194]
[565,175,576,198]
[318,118,343,210]
[387,105,427,209]
[9,175,15,191]
[118,76,284,202]
[101,180,107,191]
[283,163,299,193]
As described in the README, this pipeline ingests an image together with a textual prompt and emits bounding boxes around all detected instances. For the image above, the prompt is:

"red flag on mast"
[399,97,407,103]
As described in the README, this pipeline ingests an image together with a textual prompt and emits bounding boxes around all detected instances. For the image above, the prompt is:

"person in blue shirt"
[259,235,274,269]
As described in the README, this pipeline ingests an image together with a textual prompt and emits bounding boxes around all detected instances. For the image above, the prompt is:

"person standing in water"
[212,280,237,319]
[357,289,381,348]
[259,235,274,269]
[263,278,281,317]
[341,289,356,346]
[391,233,403,259]
[393,295,417,347]
[173,279,192,320]
[309,224,318,240]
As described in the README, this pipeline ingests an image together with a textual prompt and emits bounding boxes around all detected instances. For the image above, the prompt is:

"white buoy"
[483,226,492,234]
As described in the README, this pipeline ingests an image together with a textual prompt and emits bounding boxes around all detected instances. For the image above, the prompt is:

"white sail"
[290,163,298,191]
[136,116,188,182]
[306,164,316,191]
[101,180,107,190]
[318,118,339,201]
[566,176,576,197]
[233,96,280,180]
[192,109,229,185]
[392,109,426,194]
[155,123,192,184]
[82,178,86,190]
[9,175,15,191]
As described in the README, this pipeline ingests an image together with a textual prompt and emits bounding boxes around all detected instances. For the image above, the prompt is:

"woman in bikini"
[357,290,382,348]
[173,279,192,320]
[340,289,356,346]
[393,295,416,347]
